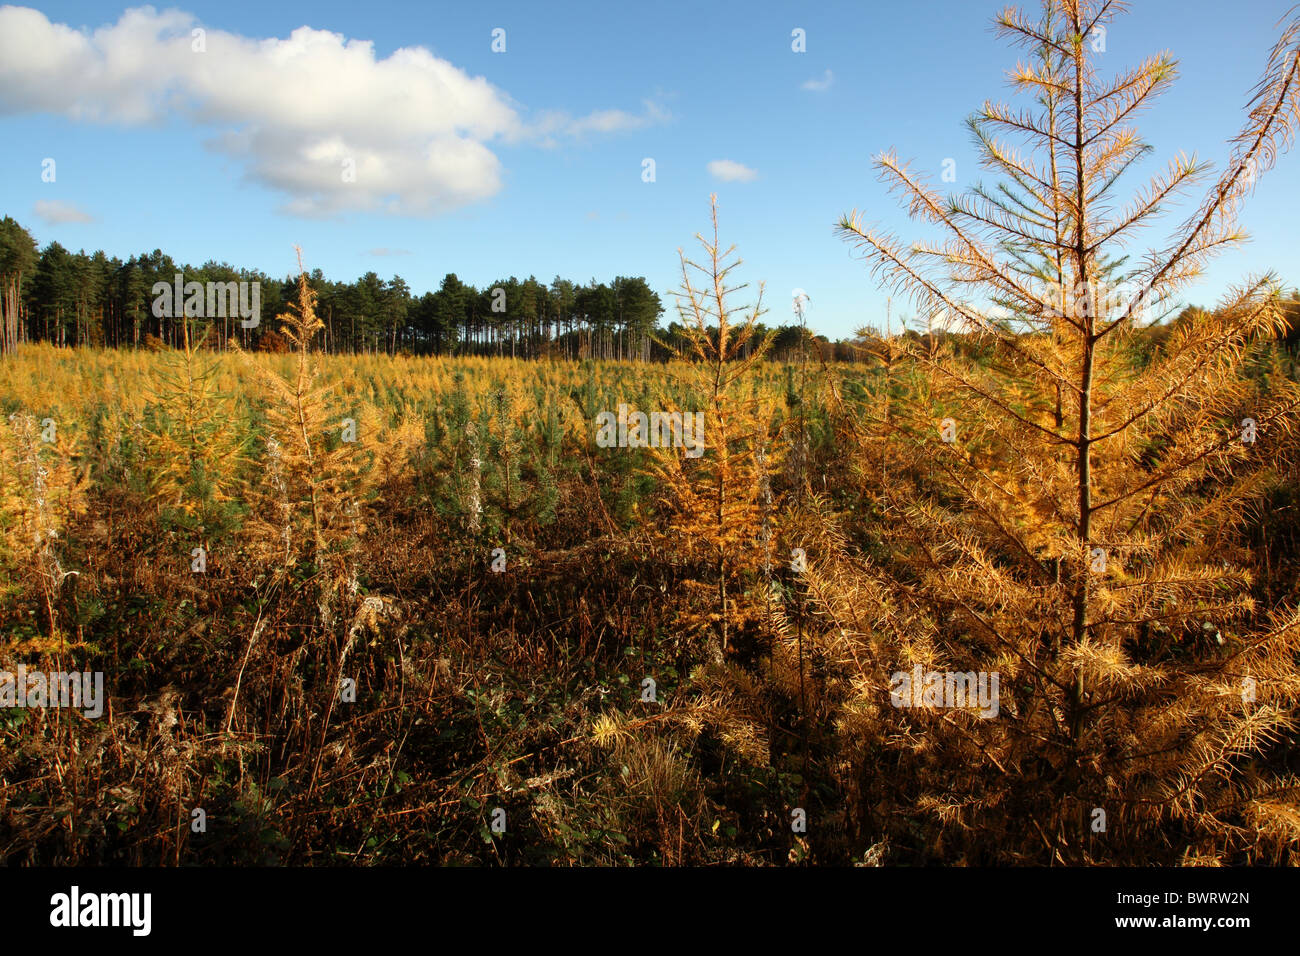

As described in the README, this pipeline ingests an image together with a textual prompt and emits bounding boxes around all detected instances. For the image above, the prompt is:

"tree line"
[11,213,1279,364]
[0,216,835,361]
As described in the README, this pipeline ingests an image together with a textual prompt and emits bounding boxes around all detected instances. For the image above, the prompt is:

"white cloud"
[0,6,668,218]
[707,159,758,183]
[33,199,95,224]
[802,69,833,92]
[528,98,672,144]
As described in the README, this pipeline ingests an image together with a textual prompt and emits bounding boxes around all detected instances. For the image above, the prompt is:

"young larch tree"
[649,195,779,657]
[825,0,1300,862]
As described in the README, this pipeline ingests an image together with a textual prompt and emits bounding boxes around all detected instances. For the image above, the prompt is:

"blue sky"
[1,0,1297,339]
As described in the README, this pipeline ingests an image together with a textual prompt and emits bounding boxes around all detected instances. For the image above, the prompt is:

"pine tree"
[822,0,1300,862]
[233,251,364,630]
[144,321,248,551]
[486,381,527,544]
[648,195,780,656]
[0,217,37,356]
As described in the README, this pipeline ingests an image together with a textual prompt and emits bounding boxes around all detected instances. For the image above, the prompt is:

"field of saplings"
[4,278,1300,865]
